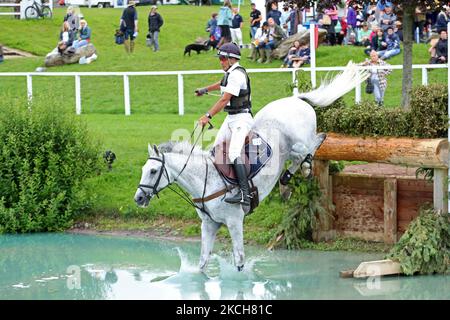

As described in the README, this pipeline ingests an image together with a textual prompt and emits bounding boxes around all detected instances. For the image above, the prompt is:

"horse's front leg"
[226,216,245,272]
[199,217,221,272]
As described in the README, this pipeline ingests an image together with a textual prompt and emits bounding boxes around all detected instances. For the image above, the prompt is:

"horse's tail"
[298,61,369,108]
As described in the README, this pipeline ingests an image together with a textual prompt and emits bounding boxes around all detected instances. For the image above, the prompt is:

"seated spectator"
[379,3,397,32]
[394,20,403,41]
[281,40,301,67]
[290,43,310,68]
[377,26,401,60]
[262,17,286,63]
[429,29,448,64]
[253,21,269,63]
[72,19,91,49]
[364,27,386,55]
[206,13,218,37]
[434,6,449,32]
[357,22,372,46]
[58,21,74,54]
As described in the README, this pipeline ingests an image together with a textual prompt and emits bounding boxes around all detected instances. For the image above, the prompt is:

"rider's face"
[219,55,230,71]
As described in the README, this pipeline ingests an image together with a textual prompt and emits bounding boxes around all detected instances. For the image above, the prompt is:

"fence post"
[309,23,317,88]
[434,168,448,214]
[292,70,298,97]
[178,73,184,116]
[384,178,398,244]
[421,67,428,86]
[26,75,32,103]
[415,27,420,44]
[123,75,131,116]
[75,75,81,115]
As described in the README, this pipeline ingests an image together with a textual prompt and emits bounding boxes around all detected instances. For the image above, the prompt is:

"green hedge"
[0,97,102,233]
[315,84,448,138]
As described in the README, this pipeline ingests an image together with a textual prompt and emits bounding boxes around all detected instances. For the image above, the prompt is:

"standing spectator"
[217,0,232,48]
[64,6,80,38]
[324,4,339,46]
[267,1,282,25]
[231,7,243,48]
[147,5,164,52]
[120,1,138,54]
[280,4,291,36]
[435,6,450,32]
[287,3,303,36]
[249,2,262,39]
[379,3,397,32]
[72,19,91,49]
[429,29,448,64]
[361,50,392,106]
[377,26,401,60]
[345,2,358,45]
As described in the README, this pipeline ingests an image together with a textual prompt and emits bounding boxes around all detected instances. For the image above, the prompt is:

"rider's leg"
[225,117,253,205]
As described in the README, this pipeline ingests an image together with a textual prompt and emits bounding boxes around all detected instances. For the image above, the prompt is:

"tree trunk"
[401,5,415,110]
[314,133,449,168]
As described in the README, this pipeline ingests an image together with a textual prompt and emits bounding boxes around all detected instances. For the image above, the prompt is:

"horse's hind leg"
[199,217,221,271]
[226,216,245,271]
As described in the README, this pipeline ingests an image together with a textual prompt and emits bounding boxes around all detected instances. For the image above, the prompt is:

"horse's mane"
[158,140,209,157]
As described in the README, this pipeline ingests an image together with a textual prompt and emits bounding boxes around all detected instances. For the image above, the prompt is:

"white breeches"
[214,113,254,162]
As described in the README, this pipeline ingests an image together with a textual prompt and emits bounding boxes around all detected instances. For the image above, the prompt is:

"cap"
[262,21,269,27]
[217,42,241,60]
[127,1,136,6]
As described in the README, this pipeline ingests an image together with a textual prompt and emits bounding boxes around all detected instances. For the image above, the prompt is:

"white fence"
[0,3,20,17]
[0,64,447,115]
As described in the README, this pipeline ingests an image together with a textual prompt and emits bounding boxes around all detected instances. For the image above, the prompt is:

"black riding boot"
[225,157,252,206]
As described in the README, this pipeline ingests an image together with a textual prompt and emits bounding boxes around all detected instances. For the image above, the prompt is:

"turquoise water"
[0,233,449,300]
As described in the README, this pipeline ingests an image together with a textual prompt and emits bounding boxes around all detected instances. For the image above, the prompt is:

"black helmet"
[217,42,241,60]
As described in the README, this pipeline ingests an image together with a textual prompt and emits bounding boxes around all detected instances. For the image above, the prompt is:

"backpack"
[365,78,374,94]
[115,30,124,45]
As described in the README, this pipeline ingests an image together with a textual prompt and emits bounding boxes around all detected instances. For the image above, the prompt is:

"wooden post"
[312,160,335,241]
[434,168,448,214]
[384,179,397,244]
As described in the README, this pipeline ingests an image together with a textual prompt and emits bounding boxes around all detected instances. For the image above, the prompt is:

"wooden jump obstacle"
[312,133,448,244]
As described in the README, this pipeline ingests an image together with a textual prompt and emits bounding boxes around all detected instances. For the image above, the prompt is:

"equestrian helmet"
[217,43,241,60]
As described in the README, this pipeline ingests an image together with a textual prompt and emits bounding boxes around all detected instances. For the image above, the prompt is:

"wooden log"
[312,160,335,241]
[353,259,401,278]
[384,179,398,244]
[315,133,448,169]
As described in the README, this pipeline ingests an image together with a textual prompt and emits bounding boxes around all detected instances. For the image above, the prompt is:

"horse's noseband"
[138,154,170,201]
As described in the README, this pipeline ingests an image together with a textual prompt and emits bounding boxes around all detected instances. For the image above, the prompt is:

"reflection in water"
[0,233,449,300]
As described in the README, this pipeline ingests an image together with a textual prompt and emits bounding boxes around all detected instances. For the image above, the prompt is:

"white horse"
[134,62,368,272]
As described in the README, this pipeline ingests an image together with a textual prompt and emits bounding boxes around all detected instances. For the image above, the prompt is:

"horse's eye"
[150,169,157,174]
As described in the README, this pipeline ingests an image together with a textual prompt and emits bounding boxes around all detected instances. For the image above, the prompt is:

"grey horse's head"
[134,144,172,207]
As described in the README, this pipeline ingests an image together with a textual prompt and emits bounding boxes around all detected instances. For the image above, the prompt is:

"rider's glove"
[195,88,208,96]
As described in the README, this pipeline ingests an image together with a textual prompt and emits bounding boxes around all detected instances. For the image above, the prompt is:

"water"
[0,233,449,300]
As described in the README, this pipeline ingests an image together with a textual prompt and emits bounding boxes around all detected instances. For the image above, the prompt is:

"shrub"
[315,84,448,139]
[386,208,450,275]
[0,96,101,233]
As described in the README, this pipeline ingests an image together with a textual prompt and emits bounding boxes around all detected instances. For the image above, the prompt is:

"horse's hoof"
[237,265,244,272]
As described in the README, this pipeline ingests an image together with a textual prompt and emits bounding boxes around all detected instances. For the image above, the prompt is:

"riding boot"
[257,48,265,63]
[225,157,252,206]
[124,39,130,53]
[130,40,135,53]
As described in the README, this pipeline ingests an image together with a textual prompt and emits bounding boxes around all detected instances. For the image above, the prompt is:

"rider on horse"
[196,42,253,207]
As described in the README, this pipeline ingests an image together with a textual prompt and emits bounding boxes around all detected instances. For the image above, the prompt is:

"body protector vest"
[221,66,252,113]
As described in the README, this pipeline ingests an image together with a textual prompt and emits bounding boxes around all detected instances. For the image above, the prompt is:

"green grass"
[0,6,446,250]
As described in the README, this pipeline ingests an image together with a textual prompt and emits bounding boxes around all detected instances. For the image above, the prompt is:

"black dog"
[184,41,211,56]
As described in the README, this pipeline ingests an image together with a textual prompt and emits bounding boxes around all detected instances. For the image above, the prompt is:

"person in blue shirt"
[377,26,401,60]
[231,7,244,47]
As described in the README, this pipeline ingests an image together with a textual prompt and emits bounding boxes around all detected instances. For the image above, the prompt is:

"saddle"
[211,132,272,214]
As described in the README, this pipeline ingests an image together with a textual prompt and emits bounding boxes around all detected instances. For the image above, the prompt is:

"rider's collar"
[225,62,240,73]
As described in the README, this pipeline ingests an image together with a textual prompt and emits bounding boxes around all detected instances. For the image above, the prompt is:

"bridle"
[137,153,170,200]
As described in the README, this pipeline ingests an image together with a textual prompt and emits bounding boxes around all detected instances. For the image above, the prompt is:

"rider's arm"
[208,92,232,117]
[205,81,221,92]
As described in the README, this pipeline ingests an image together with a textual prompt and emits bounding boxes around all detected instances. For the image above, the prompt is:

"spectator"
[414,6,426,42]
[379,3,397,32]
[147,5,164,52]
[394,20,403,41]
[435,6,450,32]
[57,21,74,54]
[264,17,286,63]
[361,50,392,106]
[217,0,232,47]
[364,27,386,55]
[290,43,310,68]
[346,2,358,45]
[63,6,80,38]
[249,2,262,39]
[323,4,339,45]
[120,1,138,54]
[357,22,372,47]
[72,19,91,49]
[0,45,4,63]
[377,26,401,60]
[429,29,448,64]
[206,13,218,39]
[286,3,303,36]
[281,40,301,68]
[253,21,269,63]
[267,1,282,25]
[231,7,243,47]
[280,4,291,36]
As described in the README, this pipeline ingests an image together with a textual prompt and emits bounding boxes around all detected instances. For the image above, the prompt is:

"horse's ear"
[153,144,160,156]
[148,143,154,157]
